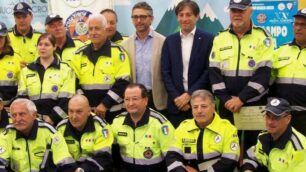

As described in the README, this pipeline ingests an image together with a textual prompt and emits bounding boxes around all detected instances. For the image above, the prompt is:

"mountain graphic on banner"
[156,2,224,36]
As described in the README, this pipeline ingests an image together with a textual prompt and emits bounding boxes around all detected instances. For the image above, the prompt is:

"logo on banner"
[256,13,266,24]
[278,3,285,11]
[65,10,92,42]
[286,3,293,10]
[63,0,96,8]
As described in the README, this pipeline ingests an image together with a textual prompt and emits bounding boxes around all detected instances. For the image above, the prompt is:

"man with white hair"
[70,14,131,123]
[0,98,78,172]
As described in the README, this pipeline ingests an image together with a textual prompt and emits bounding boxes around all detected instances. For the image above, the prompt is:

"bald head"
[68,95,91,131]
[69,95,90,108]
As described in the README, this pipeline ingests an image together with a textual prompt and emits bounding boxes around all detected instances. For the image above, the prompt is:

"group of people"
[0,0,306,171]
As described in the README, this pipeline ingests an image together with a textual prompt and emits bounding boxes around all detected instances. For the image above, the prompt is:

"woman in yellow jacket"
[18,33,76,126]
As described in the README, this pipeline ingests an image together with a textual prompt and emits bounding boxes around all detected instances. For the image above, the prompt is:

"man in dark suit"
[161,0,214,128]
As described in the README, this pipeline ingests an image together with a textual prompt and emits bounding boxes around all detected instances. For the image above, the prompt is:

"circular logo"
[256,13,266,24]
[214,135,222,143]
[51,85,58,92]
[143,149,153,159]
[263,38,271,47]
[234,0,242,3]
[65,10,92,42]
[302,8,306,14]
[271,99,280,106]
[7,71,13,79]
[230,142,239,151]
[248,59,256,68]
[75,21,88,35]
[278,3,285,11]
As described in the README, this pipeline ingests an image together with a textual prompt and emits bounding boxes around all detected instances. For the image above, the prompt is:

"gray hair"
[132,2,153,16]
[87,14,107,28]
[10,98,37,113]
[190,90,215,105]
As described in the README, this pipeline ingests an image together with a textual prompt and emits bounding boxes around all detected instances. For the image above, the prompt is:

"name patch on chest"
[182,138,196,144]
[118,132,127,136]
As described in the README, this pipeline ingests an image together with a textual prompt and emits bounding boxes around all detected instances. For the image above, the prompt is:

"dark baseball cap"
[229,0,252,10]
[264,98,291,117]
[0,22,8,36]
[293,8,306,18]
[45,14,63,25]
[13,2,32,15]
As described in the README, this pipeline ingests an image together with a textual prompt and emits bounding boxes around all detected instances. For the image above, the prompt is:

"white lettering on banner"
[265,26,288,37]
[31,5,48,13]
[0,5,47,15]
[253,6,274,10]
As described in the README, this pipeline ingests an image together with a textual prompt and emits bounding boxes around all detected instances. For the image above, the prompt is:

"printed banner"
[252,0,298,47]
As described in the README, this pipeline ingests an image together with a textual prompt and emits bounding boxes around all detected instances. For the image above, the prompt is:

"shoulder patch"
[38,121,57,134]
[149,109,167,124]
[93,116,107,128]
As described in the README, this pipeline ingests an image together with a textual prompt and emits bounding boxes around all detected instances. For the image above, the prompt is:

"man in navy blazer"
[161,0,214,128]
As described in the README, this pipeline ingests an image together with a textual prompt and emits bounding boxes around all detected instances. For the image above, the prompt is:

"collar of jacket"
[186,113,223,135]
[289,39,306,50]
[12,25,34,38]
[62,34,76,49]
[83,40,111,58]
[259,125,292,154]
[111,31,123,43]
[228,22,253,36]
[28,55,61,71]
[16,119,39,140]
[123,108,150,128]
[64,115,95,140]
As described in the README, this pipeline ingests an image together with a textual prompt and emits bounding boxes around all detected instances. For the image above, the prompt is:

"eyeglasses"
[293,22,306,29]
[131,15,151,21]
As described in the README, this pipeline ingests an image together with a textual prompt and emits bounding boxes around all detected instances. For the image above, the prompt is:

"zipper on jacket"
[39,78,43,99]
[236,38,241,76]
[133,128,136,164]
[297,50,302,60]
[26,140,32,171]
